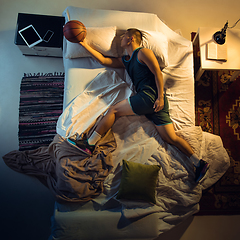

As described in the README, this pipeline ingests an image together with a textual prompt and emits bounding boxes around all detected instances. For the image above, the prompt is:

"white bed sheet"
[49,6,230,240]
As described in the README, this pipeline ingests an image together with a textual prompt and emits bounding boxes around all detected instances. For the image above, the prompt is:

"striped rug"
[18,72,64,151]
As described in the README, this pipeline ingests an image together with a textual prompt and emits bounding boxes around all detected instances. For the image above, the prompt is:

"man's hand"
[153,97,164,112]
[78,38,87,46]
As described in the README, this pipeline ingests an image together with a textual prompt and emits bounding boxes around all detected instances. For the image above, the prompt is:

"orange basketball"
[63,20,87,43]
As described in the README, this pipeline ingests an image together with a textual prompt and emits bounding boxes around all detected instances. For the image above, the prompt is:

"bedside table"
[193,27,240,82]
[15,13,65,57]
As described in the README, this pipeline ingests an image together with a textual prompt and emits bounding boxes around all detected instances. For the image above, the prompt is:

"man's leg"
[68,99,135,154]
[155,123,209,183]
[155,123,194,158]
[94,99,135,137]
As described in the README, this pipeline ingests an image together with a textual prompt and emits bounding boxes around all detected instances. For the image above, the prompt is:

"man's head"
[121,28,143,48]
[126,28,143,45]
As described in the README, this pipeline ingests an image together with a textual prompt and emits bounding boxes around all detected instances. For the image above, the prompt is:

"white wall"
[1,0,240,39]
[1,0,240,239]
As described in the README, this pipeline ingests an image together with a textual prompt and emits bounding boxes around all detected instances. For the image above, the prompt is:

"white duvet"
[56,69,230,230]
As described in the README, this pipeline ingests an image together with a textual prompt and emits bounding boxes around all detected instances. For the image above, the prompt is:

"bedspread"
[54,69,230,214]
[3,130,116,203]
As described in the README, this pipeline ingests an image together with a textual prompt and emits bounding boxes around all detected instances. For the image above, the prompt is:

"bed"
[46,6,231,240]
[3,6,230,240]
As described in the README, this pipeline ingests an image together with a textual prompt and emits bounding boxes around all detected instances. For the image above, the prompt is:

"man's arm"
[138,48,164,112]
[79,40,124,68]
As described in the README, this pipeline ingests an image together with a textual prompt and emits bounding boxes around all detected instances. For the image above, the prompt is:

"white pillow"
[65,26,118,59]
[141,30,169,68]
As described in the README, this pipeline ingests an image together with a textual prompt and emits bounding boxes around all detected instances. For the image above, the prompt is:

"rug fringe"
[24,72,65,78]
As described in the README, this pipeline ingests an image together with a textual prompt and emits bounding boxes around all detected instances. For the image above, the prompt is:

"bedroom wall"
[0,0,240,240]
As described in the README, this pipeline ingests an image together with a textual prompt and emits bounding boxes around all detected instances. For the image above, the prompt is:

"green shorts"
[128,91,172,126]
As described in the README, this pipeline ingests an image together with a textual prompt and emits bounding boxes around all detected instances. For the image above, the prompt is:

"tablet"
[18,25,43,48]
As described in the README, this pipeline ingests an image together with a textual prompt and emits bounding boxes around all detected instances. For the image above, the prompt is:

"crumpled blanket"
[3,126,116,203]
[51,69,230,221]
[3,70,131,203]
[102,116,230,219]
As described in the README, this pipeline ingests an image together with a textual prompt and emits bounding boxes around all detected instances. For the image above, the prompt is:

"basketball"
[63,20,87,43]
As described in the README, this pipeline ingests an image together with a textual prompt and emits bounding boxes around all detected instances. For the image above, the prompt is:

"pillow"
[141,30,169,68]
[116,159,161,204]
[65,26,118,59]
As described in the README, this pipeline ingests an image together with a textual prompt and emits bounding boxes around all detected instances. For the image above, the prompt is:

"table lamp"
[213,19,240,45]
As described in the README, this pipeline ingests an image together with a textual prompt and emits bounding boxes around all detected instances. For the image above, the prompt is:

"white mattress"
[49,6,230,240]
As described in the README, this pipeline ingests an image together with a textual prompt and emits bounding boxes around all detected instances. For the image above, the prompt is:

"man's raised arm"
[79,39,124,68]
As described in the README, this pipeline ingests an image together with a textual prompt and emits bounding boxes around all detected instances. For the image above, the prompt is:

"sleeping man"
[68,28,209,183]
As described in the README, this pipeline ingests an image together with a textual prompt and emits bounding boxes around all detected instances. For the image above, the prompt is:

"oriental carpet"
[195,70,240,215]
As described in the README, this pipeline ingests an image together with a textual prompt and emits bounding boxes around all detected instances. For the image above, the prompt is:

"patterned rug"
[18,72,64,151]
[195,70,240,215]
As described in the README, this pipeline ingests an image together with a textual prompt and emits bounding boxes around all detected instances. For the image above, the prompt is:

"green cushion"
[116,159,161,204]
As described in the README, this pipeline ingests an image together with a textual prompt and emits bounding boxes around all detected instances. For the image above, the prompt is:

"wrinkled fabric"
[103,117,230,218]
[57,70,132,139]
[3,127,116,203]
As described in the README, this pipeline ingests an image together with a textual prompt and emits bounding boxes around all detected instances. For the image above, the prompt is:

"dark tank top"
[122,47,157,95]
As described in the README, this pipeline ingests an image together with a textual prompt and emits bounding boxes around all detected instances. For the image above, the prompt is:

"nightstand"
[193,27,240,82]
[15,13,65,57]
